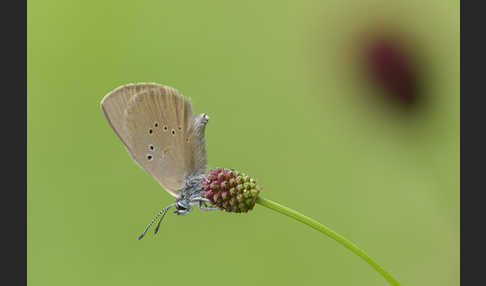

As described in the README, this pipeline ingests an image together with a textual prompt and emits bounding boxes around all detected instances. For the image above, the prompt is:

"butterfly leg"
[194,198,219,211]
[199,205,220,211]
[193,197,211,203]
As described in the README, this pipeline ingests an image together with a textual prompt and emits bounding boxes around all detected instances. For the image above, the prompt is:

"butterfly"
[101,83,218,239]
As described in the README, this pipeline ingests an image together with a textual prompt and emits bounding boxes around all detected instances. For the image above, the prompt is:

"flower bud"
[202,168,262,213]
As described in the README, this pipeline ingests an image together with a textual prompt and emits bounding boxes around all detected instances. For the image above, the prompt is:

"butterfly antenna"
[137,204,174,240]
[154,207,171,235]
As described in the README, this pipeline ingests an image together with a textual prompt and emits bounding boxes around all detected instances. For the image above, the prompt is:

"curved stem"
[256,196,400,286]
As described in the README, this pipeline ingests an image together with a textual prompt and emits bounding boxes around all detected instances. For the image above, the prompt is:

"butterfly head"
[174,198,191,215]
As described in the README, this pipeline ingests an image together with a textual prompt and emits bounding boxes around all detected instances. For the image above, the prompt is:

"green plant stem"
[256,196,400,286]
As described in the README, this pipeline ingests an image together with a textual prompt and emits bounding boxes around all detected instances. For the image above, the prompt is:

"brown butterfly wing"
[185,113,209,177]
[123,86,207,197]
[102,83,209,197]
[101,83,167,169]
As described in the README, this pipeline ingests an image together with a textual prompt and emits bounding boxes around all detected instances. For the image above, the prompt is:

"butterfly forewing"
[101,83,166,150]
[102,83,209,198]
[123,86,196,197]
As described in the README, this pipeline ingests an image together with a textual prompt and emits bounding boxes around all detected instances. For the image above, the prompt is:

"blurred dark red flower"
[364,35,420,107]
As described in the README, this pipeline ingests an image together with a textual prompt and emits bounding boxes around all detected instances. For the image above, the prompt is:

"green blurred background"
[27,0,459,285]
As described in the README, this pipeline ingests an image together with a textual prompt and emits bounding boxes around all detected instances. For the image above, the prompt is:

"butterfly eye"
[148,144,154,151]
[178,126,182,131]
[146,154,153,161]
[185,138,190,143]
[171,129,176,136]
[163,126,168,132]
[154,122,159,127]
[148,129,153,135]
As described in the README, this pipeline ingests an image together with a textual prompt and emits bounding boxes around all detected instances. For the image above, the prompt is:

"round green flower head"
[202,168,262,212]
